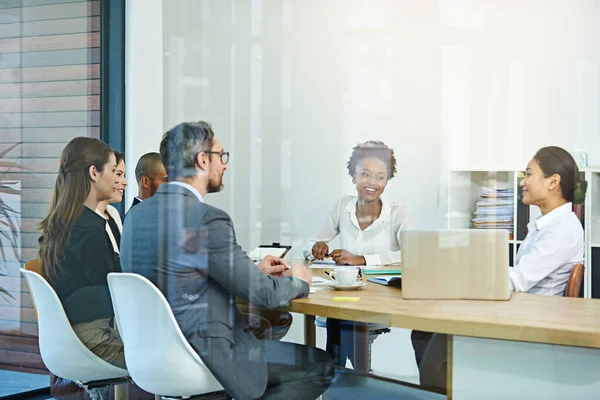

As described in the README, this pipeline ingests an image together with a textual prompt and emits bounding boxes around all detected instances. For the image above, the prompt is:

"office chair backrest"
[24,259,41,274]
[107,273,222,397]
[565,264,584,298]
[20,268,128,382]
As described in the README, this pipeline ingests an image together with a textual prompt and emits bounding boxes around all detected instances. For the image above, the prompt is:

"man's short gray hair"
[159,121,215,179]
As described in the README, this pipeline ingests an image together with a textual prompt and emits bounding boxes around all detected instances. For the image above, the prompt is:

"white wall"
[126,0,600,383]
[439,0,600,171]
[124,0,163,208]
[161,0,444,252]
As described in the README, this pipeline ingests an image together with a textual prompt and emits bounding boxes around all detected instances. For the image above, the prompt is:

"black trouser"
[411,330,448,394]
[259,340,335,400]
[326,318,351,367]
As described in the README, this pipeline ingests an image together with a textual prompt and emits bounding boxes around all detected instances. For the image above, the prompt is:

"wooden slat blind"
[0,0,100,374]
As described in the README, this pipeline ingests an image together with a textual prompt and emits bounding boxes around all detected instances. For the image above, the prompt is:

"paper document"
[311,277,333,285]
[311,258,336,265]
[310,263,385,269]
[248,247,287,259]
[480,187,514,198]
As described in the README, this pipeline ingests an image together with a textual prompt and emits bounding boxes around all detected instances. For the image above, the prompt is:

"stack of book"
[472,187,514,233]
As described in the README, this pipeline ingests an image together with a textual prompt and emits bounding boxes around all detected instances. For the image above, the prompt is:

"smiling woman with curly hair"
[304,140,409,370]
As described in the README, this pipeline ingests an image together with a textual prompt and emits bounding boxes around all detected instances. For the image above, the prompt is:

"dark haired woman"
[511,146,586,295]
[97,151,127,253]
[415,146,588,394]
[304,141,409,370]
[305,141,408,266]
[38,137,125,368]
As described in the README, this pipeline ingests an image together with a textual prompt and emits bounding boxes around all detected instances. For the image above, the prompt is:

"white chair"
[107,272,225,399]
[20,268,129,400]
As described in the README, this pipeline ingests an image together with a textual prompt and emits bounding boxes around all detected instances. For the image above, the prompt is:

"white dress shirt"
[304,195,409,265]
[509,202,584,296]
[169,181,205,203]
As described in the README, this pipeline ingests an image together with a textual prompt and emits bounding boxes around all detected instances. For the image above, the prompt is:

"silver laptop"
[401,229,511,300]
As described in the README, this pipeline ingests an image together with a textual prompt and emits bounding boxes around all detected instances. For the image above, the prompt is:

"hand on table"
[311,242,329,260]
[330,249,366,266]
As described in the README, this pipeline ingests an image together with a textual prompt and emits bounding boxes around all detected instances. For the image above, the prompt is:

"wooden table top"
[288,262,600,349]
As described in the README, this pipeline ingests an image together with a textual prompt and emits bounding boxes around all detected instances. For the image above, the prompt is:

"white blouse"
[304,195,409,265]
[102,204,123,254]
[509,202,584,296]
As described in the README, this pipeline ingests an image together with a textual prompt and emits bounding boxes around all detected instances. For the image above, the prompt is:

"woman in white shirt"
[97,151,128,253]
[305,142,409,265]
[305,140,409,369]
[510,146,586,296]
[416,146,588,395]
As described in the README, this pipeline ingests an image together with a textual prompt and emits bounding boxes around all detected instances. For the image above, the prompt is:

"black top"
[48,206,121,325]
[106,214,121,249]
[124,197,141,222]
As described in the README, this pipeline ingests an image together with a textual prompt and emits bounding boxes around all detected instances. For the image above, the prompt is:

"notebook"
[368,276,402,287]
[248,243,291,261]
[400,229,511,300]
[363,269,402,275]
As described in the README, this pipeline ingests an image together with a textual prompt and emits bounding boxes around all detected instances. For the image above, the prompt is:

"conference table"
[288,262,600,400]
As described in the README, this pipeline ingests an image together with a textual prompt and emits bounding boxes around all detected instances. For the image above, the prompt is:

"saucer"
[327,281,366,291]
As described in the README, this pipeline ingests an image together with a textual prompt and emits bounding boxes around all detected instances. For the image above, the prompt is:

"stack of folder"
[472,187,514,232]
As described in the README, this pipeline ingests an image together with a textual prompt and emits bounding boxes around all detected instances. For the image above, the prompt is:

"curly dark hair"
[346,140,397,180]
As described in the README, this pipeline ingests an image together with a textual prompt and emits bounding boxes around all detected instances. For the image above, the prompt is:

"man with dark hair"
[121,121,333,400]
[131,152,168,209]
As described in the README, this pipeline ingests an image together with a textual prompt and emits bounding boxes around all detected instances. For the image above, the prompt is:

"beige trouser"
[72,318,126,369]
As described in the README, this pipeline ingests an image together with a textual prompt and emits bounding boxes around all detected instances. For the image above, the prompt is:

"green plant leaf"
[0,144,21,287]
[0,286,16,301]
[575,187,586,204]
[0,142,20,159]
[0,161,27,170]
[0,186,21,196]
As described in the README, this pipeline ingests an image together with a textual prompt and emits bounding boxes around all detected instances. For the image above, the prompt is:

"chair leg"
[74,379,129,400]
[114,382,129,400]
[73,382,105,400]
[85,388,104,400]
[368,337,373,374]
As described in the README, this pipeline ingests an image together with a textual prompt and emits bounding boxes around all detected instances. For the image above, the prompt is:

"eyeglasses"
[206,151,229,165]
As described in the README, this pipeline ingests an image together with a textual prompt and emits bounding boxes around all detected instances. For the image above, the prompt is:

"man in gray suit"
[121,121,333,400]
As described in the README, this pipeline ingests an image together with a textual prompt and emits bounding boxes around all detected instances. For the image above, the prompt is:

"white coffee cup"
[330,267,359,285]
